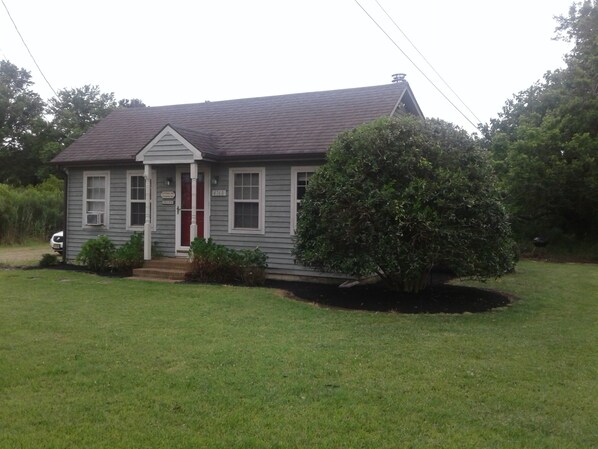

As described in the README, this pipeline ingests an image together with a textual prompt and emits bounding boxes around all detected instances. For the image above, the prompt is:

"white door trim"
[175,165,211,252]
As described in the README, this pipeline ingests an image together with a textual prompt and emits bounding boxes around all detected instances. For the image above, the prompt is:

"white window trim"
[126,170,157,231]
[290,166,318,235]
[82,170,110,229]
[228,167,266,234]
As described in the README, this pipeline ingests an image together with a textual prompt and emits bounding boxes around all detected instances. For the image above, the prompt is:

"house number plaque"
[212,189,227,197]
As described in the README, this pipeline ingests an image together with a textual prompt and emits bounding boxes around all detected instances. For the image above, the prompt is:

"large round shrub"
[294,115,516,292]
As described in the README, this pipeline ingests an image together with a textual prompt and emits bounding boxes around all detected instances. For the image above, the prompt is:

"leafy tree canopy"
[484,0,598,240]
[118,98,146,109]
[46,84,118,146]
[0,59,146,185]
[294,115,516,293]
[0,60,46,185]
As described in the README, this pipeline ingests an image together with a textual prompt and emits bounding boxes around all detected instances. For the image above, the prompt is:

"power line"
[353,0,479,131]
[374,0,482,124]
[1,0,58,97]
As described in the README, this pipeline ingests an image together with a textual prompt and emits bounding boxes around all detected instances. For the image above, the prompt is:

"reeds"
[0,176,63,244]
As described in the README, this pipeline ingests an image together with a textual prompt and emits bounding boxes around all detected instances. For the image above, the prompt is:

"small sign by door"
[161,191,176,199]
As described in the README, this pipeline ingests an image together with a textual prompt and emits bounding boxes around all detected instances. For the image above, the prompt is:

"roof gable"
[136,125,204,164]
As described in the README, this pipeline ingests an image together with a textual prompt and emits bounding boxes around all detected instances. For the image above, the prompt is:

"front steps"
[130,257,192,282]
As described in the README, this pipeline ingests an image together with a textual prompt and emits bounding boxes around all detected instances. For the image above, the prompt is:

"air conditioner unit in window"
[86,212,105,226]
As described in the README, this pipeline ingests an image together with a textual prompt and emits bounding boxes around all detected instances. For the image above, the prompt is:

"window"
[130,175,145,226]
[83,171,110,227]
[290,166,317,234]
[126,170,156,230]
[228,167,265,234]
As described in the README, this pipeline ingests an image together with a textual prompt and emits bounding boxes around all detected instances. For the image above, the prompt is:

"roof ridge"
[168,124,213,137]
[142,82,407,110]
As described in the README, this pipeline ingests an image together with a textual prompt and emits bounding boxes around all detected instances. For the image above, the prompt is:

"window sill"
[228,228,265,235]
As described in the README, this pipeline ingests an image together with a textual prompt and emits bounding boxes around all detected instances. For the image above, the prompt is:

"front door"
[179,172,204,247]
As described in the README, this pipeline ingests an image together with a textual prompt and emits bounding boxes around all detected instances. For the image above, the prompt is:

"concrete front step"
[130,258,193,282]
[142,258,192,270]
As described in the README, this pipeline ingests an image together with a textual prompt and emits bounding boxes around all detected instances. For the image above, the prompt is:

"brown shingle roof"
[168,125,219,159]
[52,82,417,164]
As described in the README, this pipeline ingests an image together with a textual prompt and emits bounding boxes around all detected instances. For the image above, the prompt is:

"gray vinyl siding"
[65,165,177,261]
[209,162,334,278]
[142,133,194,164]
[153,166,177,257]
[65,161,338,279]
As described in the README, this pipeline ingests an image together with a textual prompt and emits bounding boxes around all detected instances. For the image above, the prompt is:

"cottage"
[52,79,422,280]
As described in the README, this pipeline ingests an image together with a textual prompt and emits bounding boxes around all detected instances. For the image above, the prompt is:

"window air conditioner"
[86,212,105,226]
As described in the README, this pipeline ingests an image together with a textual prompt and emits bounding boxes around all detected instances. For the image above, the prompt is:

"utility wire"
[1,0,58,97]
[353,0,479,131]
[374,0,482,124]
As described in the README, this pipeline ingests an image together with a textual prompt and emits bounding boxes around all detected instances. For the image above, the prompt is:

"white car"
[50,231,64,254]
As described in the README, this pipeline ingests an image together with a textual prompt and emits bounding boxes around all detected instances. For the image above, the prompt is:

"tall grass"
[0,176,63,244]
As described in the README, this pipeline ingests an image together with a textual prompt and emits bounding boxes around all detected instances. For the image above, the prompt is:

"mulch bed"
[267,280,512,314]
[22,264,511,314]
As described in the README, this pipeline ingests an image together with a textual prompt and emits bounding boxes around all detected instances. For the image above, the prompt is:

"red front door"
[180,172,204,246]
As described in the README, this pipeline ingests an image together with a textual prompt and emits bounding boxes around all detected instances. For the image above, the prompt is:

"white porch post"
[190,163,198,242]
[143,164,152,260]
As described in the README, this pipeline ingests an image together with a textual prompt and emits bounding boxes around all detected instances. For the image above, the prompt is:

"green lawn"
[0,261,596,448]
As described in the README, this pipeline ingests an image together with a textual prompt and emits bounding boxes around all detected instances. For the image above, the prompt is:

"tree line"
[482,0,597,245]
[0,59,145,243]
[0,59,145,186]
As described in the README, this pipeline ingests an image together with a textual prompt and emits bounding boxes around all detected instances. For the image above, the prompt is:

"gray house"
[52,80,422,280]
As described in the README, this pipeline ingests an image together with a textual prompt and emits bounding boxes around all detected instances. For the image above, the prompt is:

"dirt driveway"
[0,244,50,266]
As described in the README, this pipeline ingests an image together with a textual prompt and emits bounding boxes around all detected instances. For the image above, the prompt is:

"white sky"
[1,0,574,134]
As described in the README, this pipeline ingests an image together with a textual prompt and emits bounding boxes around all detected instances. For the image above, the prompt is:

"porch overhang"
[136,124,216,165]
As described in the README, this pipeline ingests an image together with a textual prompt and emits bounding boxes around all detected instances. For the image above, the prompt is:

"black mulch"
[34,264,511,314]
[266,280,512,314]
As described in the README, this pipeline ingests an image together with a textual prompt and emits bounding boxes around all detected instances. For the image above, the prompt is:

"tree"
[484,0,598,240]
[0,60,47,185]
[118,98,146,108]
[39,86,146,178]
[294,116,516,293]
[1,59,147,185]
[46,85,117,147]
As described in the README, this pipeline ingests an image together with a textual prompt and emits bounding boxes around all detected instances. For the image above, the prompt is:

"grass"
[0,261,596,448]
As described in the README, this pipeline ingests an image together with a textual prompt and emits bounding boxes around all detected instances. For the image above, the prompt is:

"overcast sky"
[1,0,574,133]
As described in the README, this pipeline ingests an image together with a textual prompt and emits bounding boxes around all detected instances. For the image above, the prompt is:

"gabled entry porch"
[135,124,216,260]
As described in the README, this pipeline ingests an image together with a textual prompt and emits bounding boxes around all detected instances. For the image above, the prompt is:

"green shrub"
[111,233,144,274]
[188,238,268,285]
[294,116,516,293]
[188,238,240,283]
[39,253,59,267]
[238,248,268,286]
[77,235,115,273]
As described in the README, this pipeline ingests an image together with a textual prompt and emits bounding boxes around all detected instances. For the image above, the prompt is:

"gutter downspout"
[62,168,69,264]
